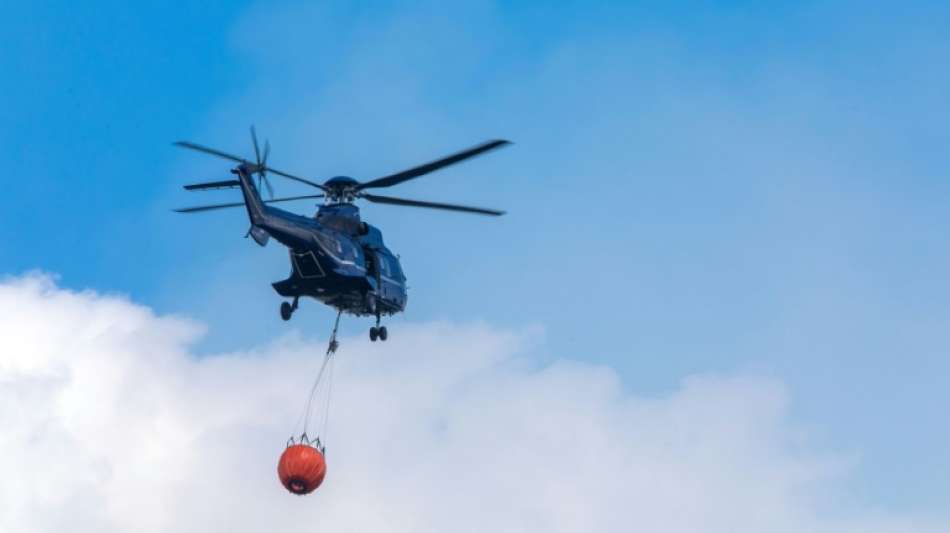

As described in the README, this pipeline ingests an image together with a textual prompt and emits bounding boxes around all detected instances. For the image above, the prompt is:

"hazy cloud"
[0,273,944,532]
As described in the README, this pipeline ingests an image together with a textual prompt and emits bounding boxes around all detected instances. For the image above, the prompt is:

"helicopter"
[173,127,509,348]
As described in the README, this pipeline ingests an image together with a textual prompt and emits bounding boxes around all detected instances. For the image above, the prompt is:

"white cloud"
[0,273,944,533]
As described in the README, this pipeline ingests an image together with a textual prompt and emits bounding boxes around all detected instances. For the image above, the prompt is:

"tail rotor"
[250,125,275,199]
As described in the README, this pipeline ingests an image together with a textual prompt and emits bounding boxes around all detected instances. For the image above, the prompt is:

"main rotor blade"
[174,201,249,213]
[357,139,511,191]
[265,167,329,192]
[174,194,325,213]
[360,193,505,216]
[267,194,324,203]
[174,139,327,192]
[183,179,241,191]
[173,141,247,164]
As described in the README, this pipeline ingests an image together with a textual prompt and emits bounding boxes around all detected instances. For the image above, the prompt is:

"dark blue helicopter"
[173,128,509,347]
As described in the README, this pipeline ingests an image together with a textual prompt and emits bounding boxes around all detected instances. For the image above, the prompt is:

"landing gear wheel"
[369,327,379,342]
[378,326,388,341]
[280,301,294,321]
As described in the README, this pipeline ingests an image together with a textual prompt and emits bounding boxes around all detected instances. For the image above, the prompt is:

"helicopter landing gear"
[280,297,299,321]
[369,326,388,342]
[365,291,377,315]
[369,314,388,342]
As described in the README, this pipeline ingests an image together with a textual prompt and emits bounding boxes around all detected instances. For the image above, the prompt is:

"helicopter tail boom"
[232,164,318,249]
[232,164,278,246]
[233,164,269,230]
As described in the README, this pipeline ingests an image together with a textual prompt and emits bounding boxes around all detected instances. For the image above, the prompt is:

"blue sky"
[3,0,949,516]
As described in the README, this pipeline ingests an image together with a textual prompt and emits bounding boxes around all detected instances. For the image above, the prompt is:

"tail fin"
[233,165,270,246]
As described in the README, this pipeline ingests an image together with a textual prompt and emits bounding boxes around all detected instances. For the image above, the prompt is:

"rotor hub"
[323,176,360,203]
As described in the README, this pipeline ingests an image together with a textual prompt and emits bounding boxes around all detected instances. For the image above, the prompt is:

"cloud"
[0,273,944,533]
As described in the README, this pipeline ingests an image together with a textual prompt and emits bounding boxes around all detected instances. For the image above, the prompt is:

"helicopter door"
[292,250,325,278]
[363,247,382,291]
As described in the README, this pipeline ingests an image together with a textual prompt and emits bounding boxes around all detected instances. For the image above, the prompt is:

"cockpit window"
[386,255,404,280]
[376,252,405,280]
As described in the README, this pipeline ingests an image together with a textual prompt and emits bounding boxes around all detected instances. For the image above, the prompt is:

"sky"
[2,0,950,529]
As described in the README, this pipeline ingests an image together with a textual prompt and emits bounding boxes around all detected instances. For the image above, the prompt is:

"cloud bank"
[0,273,943,532]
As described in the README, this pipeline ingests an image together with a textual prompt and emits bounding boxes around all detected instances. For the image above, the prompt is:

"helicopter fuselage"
[235,165,408,318]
